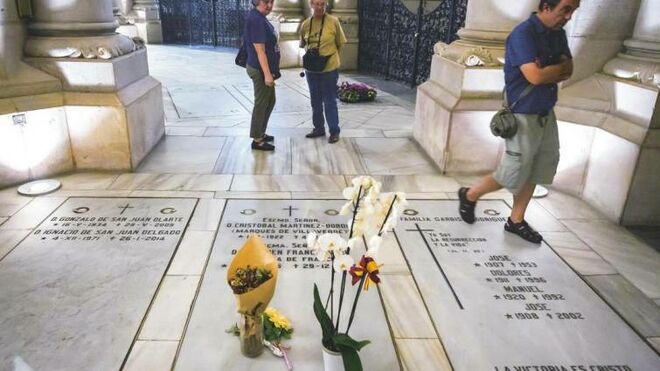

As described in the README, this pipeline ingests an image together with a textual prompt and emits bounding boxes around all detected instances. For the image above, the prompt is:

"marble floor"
[0,45,658,370]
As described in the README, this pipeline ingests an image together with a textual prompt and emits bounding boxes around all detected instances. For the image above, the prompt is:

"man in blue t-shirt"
[458,0,580,244]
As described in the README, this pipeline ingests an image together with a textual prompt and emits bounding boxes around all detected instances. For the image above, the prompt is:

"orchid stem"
[345,274,366,334]
[377,195,398,236]
[334,272,347,334]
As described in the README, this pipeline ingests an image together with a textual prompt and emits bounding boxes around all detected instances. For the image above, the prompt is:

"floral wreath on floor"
[337,82,377,103]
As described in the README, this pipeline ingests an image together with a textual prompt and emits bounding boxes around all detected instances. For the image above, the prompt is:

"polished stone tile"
[291,191,344,200]
[0,229,31,260]
[0,197,66,230]
[380,274,437,338]
[374,175,461,193]
[214,191,292,199]
[188,198,225,231]
[543,232,617,275]
[231,175,346,192]
[585,275,660,337]
[137,136,227,173]
[360,106,416,131]
[168,85,249,118]
[395,339,452,371]
[383,130,413,138]
[56,172,120,190]
[567,220,660,298]
[537,190,607,220]
[129,190,214,199]
[114,174,232,192]
[165,126,206,136]
[139,275,201,340]
[168,230,215,275]
[0,198,196,371]
[378,233,409,275]
[0,196,31,217]
[213,137,292,175]
[354,138,439,175]
[45,190,133,198]
[519,201,568,232]
[0,217,6,226]
[649,337,660,353]
[124,340,179,371]
[291,137,366,175]
[403,192,451,200]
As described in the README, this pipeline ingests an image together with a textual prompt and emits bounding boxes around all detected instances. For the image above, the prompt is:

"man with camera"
[458,0,579,243]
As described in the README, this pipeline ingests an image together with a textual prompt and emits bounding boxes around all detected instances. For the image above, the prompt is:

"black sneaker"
[458,187,476,224]
[504,218,543,244]
[305,130,326,138]
[251,141,275,151]
[262,134,274,142]
[328,134,339,143]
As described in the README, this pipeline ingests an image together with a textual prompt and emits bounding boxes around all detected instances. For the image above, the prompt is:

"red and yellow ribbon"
[349,256,381,291]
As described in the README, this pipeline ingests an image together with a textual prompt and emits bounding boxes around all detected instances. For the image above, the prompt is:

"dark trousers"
[247,65,276,139]
[305,69,340,135]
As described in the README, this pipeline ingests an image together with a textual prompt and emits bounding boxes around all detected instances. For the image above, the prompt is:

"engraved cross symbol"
[283,205,298,217]
[118,203,134,215]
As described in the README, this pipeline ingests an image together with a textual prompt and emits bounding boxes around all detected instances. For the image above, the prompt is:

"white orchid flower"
[317,233,348,255]
[307,232,318,249]
[339,201,353,216]
[333,254,355,272]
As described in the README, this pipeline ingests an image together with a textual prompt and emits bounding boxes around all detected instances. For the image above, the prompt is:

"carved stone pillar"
[270,0,304,68]
[25,0,137,59]
[439,0,537,65]
[413,0,536,175]
[603,0,660,87]
[21,0,165,172]
[132,0,162,44]
[331,0,358,70]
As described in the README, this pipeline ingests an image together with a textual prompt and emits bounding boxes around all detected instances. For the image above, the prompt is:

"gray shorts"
[494,110,560,195]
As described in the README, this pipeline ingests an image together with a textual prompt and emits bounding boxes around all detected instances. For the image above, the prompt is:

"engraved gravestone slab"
[0,197,196,371]
[176,199,399,371]
[396,200,660,371]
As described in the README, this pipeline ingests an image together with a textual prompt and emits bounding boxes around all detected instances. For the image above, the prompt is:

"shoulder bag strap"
[504,84,534,110]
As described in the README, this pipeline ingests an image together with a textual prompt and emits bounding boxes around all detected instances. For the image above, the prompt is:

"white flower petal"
[333,254,355,271]
[340,202,353,216]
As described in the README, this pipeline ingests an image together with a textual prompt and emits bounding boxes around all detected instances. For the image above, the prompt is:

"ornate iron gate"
[358,0,467,86]
[160,0,252,47]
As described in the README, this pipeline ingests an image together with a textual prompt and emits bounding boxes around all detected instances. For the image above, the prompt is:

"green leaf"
[334,333,370,351]
[338,346,362,371]
[313,284,335,347]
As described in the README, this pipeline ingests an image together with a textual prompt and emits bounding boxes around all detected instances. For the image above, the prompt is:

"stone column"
[21,0,164,172]
[25,0,137,59]
[132,0,162,44]
[603,0,660,87]
[413,0,536,174]
[440,0,537,64]
[270,0,305,68]
[331,0,358,70]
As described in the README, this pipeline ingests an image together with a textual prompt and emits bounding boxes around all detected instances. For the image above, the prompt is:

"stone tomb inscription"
[176,199,400,371]
[397,200,659,371]
[0,197,196,371]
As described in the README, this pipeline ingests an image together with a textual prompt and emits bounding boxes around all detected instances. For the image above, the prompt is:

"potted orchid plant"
[308,176,407,371]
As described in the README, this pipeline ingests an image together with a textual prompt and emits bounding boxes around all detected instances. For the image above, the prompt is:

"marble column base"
[24,34,139,59]
[413,54,504,173]
[602,53,660,88]
[135,20,162,44]
[65,76,165,170]
[25,48,149,93]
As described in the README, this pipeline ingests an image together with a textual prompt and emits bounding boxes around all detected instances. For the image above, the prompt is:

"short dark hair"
[538,0,562,11]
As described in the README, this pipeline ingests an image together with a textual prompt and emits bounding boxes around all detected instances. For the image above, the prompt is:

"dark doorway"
[160,0,252,47]
[358,0,467,86]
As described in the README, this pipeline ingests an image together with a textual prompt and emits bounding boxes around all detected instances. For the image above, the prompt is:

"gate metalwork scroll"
[358,0,467,86]
[160,0,252,47]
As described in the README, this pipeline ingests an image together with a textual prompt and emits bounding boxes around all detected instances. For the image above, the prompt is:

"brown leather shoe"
[305,130,325,138]
[328,134,339,143]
